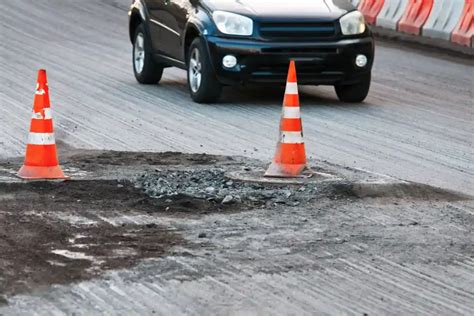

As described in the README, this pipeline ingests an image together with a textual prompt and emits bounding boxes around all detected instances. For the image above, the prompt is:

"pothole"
[134,168,342,209]
[1,150,471,304]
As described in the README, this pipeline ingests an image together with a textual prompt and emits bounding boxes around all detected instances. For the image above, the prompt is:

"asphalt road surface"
[1,0,473,196]
[1,1,474,315]
[0,151,473,315]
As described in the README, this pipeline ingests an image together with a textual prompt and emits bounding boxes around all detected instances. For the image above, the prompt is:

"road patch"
[0,150,471,307]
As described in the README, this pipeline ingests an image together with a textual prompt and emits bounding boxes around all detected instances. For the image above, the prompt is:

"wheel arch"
[129,12,142,43]
[183,7,216,61]
[129,0,149,43]
[184,24,202,62]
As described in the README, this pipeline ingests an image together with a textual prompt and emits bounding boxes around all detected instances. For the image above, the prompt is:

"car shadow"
[221,85,337,106]
[156,77,375,110]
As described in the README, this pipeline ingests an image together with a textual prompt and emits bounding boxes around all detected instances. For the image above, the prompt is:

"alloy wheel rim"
[189,48,202,93]
[134,33,145,74]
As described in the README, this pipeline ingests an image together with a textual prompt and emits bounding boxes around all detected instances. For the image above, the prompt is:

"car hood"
[202,0,354,20]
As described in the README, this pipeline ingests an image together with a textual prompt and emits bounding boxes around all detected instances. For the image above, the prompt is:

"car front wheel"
[133,24,163,84]
[187,38,222,103]
[335,73,371,103]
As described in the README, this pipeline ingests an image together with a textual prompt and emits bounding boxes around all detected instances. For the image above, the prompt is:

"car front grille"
[258,21,337,40]
[247,59,346,84]
[253,64,321,75]
[261,47,339,54]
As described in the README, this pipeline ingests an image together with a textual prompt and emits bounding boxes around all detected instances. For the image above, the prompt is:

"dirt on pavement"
[0,149,472,312]
[0,150,269,302]
[0,180,191,301]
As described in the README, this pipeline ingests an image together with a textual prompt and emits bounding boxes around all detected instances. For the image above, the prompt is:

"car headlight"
[340,11,366,35]
[212,11,253,36]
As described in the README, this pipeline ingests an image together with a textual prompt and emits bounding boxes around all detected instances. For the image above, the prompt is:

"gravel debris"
[134,169,326,207]
[222,195,234,204]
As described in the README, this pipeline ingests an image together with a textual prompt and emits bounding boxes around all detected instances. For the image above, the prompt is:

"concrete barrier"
[350,0,361,7]
[398,0,434,35]
[423,0,465,40]
[358,0,473,50]
[376,0,409,30]
[451,0,473,47]
[359,0,385,24]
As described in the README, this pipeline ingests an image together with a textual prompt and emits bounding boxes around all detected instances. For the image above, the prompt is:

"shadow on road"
[154,77,377,109]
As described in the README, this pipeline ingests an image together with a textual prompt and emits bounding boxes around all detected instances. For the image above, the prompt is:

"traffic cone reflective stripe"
[265,61,308,178]
[283,81,299,106]
[18,69,68,180]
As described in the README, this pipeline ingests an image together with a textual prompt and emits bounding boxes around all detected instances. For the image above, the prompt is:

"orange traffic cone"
[265,61,308,178]
[18,70,68,180]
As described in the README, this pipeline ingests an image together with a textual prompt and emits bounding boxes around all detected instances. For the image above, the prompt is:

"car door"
[166,0,190,61]
[144,0,166,54]
[147,0,189,62]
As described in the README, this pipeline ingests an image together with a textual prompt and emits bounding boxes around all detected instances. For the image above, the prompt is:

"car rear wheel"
[133,24,163,84]
[187,38,222,103]
[335,73,371,103]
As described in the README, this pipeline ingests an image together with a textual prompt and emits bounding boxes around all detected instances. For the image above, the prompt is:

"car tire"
[133,24,163,84]
[187,38,222,103]
[335,73,371,103]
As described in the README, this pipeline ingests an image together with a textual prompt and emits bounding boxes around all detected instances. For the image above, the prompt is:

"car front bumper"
[205,36,374,86]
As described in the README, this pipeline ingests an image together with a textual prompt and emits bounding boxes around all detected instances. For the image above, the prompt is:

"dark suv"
[129,0,374,103]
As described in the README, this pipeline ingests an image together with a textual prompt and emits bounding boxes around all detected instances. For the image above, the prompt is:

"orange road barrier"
[452,0,474,47]
[18,70,68,180]
[398,0,434,35]
[265,61,308,178]
[359,0,386,24]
